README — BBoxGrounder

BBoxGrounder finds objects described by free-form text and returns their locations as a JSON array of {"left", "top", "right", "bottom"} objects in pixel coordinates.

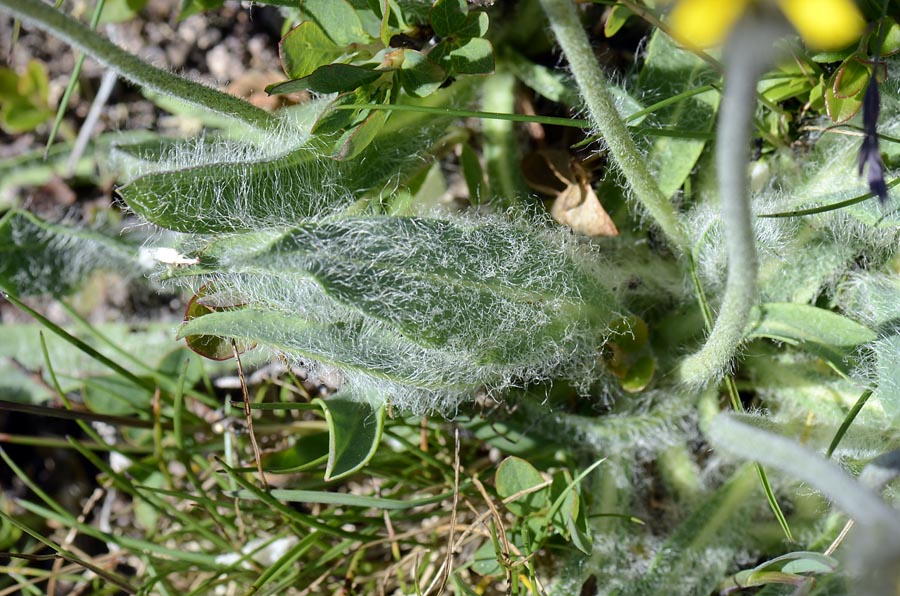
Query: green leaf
[
  {"left": 261, "top": 431, "right": 329, "bottom": 473},
  {"left": 300, "top": 0, "right": 370, "bottom": 45},
  {"left": 176, "top": 216, "right": 618, "bottom": 407},
  {"left": 377, "top": 0, "right": 392, "bottom": 46},
  {"left": 495, "top": 456, "right": 548, "bottom": 516},
  {"left": 398, "top": 49, "right": 446, "bottom": 97},
  {"left": 745, "top": 303, "right": 875, "bottom": 375},
  {"left": 621, "top": 355, "right": 655, "bottom": 393},
  {"left": 98, "top": 0, "right": 148, "bottom": 23},
  {"left": 178, "top": 0, "right": 225, "bottom": 20},
  {"left": 117, "top": 144, "right": 355, "bottom": 234},
  {"left": 267, "top": 63, "right": 383, "bottom": 95},
  {"left": 456, "top": 11, "right": 489, "bottom": 38},
  {"left": 459, "top": 142, "right": 486, "bottom": 204},
  {"left": 20, "top": 60, "right": 50, "bottom": 104},
  {"left": 183, "top": 288, "right": 256, "bottom": 360},
  {"left": 133, "top": 472, "right": 164, "bottom": 532},
  {"left": 637, "top": 29, "right": 719, "bottom": 198},
  {"left": 2, "top": 100, "right": 51, "bottom": 133},
  {"left": 746, "top": 303, "right": 875, "bottom": 347},
  {"left": 759, "top": 61, "right": 817, "bottom": 104},
  {"left": 548, "top": 470, "right": 579, "bottom": 539},
  {"left": 314, "top": 392, "right": 385, "bottom": 480},
  {"left": 501, "top": 49, "right": 580, "bottom": 107},
  {"left": 872, "top": 18, "right": 900, "bottom": 56},
  {"left": 333, "top": 108, "right": 388, "bottom": 160},
  {"left": 833, "top": 57, "right": 870, "bottom": 100},
  {"left": 430, "top": 37, "right": 494, "bottom": 76},
  {"left": 430, "top": 0, "right": 467, "bottom": 37},
  {"left": 720, "top": 550, "right": 837, "bottom": 590},
  {"left": 279, "top": 21, "right": 346, "bottom": 80},
  {"left": 766, "top": 552, "right": 837, "bottom": 574},
  {"left": 470, "top": 541, "right": 502, "bottom": 575},
  {"left": 312, "top": 88, "right": 372, "bottom": 134},
  {"left": 604, "top": 5, "right": 633, "bottom": 38},
  {"left": 824, "top": 68, "right": 863, "bottom": 123},
  {"left": 0, "top": 210, "right": 138, "bottom": 296},
  {"left": 0, "top": 60, "right": 52, "bottom": 133}
]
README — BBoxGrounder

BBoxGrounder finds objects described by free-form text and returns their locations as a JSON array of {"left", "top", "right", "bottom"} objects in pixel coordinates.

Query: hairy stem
[
  {"left": 680, "top": 20, "right": 779, "bottom": 386},
  {"left": 709, "top": 414, "right": 900, "bottom": 532},
  {"left": 0, "top": 0, "right": 278, "bottom": 132},
  {"left": 538, "top": 0, "right": 687, "bottom": 250}
]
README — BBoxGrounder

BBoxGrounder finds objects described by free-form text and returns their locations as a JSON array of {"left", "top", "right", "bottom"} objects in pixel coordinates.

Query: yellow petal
[
  {"left": 779, "top": 0, "right": 866, "bottom": 50},
  {"left": 668, "top": 0, "right": 751, "bottom": 47}
]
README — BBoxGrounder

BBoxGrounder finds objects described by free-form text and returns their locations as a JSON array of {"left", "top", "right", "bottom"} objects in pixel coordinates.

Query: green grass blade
[
  {"left": 826, "top": 388, "right": 874, "bottom": 458},
  {"left": 757, "top": 175, "right": 900, "bottom": 218},
  {"left": 44, "top": 0, "right": 106, "bottom": 154},
  {"left": 230, "top": 487, "right": 458, "bottom": 510},
  {"left": 0, "top": 509, "right": 138, "bottom": 594},
  {"left": 15, "top": 499, "right": 223, "bottom": 566}
]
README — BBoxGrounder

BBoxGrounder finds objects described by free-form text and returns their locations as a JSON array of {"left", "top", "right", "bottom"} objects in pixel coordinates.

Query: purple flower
[{"left": 858, "top": 72, "right": 888, "bottom": 203}]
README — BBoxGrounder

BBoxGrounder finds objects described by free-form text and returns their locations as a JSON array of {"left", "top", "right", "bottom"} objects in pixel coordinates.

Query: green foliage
[
  {"left": 0, "top": 59, "right": 53, "bottom": 133},
  {"left": 721, "top": 551, "right": 839, "bottom": 592},
  {"left": 314, "top": 392, "right": 385, "bottom": 480},
  {"left": 637, "top": 29, "right": 719, "bottom": 199},
  {"left": 268, "top": 0, "right": 494, "bottom": 155},
  {"left": 0, "top": 210, "right": 141, "bottom": 296},
  {"left": 175, "top": 215, "right": 619, "bottom": 411},
  {"left": 6, "top": 0, "right": 900, "bottom": 594}
]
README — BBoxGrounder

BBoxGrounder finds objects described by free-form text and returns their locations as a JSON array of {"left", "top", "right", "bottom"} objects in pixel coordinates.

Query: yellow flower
[{"left": 668, "top": 0, "right": 866, "bottom": 50}]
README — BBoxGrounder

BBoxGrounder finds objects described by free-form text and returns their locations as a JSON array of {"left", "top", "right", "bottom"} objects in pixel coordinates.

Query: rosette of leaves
[{"left": 267, "top": 0, "right": 494, "bottom": 159}]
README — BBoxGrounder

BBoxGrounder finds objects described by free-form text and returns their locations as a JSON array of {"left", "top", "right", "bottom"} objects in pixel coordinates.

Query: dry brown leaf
[
  {"left": 550, "top": 178, "right": 618, "bottom": 237},
  {"left": 522, "top": 150, "right": 619, "bottom": 237}
]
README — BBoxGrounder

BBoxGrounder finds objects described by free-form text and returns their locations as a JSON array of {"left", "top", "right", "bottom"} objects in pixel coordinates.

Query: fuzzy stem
[
  {"left": 709, "top": 414, "right": 900, "bottom": 532},
  {"left": 538, "top": 0, "right": 687, "bottom": 250},
  {"left": 680, "top": 20, "right": 779, "bottom": 386},
  {"left": 0, "top": 0, "right": 278, "bottom": 132}
]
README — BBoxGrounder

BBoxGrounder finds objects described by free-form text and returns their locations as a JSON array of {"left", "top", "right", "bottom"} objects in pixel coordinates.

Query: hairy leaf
[
  {"left": 745, "top": 302, "right": 875, "bottom": 375},
  {"left": 242, "top": 217, "right": 616, "bottom": 360},
  {"left": 0, "top": 210, "right": 139, "bottom": 296},
  {"left": 117, "top": 144, "right": 349, "bottom": 233},
  {"left": 638, "top": 29, "right": 719, "bottom": 198},
  {"left": 177, "top": 216, "right": 619, "bottom": 411}
]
